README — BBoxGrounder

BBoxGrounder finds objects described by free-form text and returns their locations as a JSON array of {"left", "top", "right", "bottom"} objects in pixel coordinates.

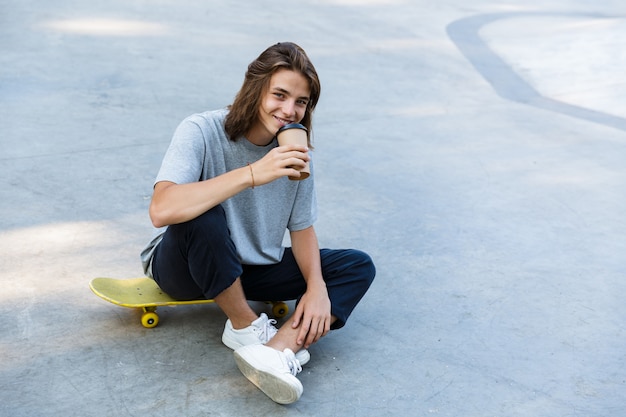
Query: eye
[{"left": 273, "top": 92, "right": 285, "bottom": 99}]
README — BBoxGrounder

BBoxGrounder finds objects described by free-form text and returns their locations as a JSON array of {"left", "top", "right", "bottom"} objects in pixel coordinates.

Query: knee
[
  {"left": 347, "top": 249, "right": 376, "bottom": 286},
  {"left": 183, "top": 205, "right": 228, "bottom": 234},
  {"left": 166, "top": 205, "right": 231, "bottom": 247},
  {"left": 195, "top": 205, "right": 227, "bottom": 225}
]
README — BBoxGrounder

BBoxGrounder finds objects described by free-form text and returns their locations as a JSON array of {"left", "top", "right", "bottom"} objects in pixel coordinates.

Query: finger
[
  {"left": 279, "top": 144, "right": 308, "bottom": 152},
  {"left": 287, "top": 160, "right": 307, "bottom": 172},
  {"left": 319, "top": 318, "right": 329, "bottom": 339},
  {"left": 297, "top": 321, "right": 311, "bottom": 346},
  {"left": 291, "top": 304, "right": 304, "bottom": 329},
  {"left": 282, "top": 157, "right": 305, "bottom": 169},
  {"left": 277, "top": 147, "right": 308, "bottom": 160},
  {"left": 281, "top": 151, "right": 308, "bottom": 166},
  {"left": 305, "top": 320, "right": 323, "bottom": 348},
  {"left": 324, "top": 320, "right": 331, "bottom": 336},
  {"left": 303, "top": 328, "right": 314, "bottom": 349}
]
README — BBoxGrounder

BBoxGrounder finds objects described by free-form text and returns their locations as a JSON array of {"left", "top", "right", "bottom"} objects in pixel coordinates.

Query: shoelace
[
  {"left": 255, "top": 315, "right": 278, "bottom": 343},
  {"left": 283, "top": 349, "right": 302, "bottom": 376}
]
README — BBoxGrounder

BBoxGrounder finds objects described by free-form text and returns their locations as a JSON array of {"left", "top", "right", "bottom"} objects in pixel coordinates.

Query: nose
[{"left": 281, "top": 99, "right": 296, "bottom": 119}]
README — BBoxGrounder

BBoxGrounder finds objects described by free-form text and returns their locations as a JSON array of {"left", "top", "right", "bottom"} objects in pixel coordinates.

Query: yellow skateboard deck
[{"left": 89, "top": 277, "right": 288, "bottom": 328}]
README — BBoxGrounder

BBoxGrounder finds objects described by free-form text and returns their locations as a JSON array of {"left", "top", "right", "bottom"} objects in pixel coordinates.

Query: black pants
[{"left": 152, "top": 206, "right": 375, "bottom": 329}]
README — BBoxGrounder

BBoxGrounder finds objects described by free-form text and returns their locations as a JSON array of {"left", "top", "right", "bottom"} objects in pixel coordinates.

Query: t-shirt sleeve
[{"left": 155, "top": 118, "right": 206, "bottom": 186}]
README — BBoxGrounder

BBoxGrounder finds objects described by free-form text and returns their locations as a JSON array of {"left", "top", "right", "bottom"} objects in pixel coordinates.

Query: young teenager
[{"left": 141, "top": 42, "right": 375, "bottom": 404}]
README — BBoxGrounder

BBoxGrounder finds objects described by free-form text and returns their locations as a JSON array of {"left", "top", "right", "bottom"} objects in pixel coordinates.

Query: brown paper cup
[{"left": 276, "top": 123, "right": 310, "bottom": 180}]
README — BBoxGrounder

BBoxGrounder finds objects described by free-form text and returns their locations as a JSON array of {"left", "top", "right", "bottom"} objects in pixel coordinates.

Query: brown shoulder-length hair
[{"left": 224, "top": 42, "right": 321, "bottom": 146}]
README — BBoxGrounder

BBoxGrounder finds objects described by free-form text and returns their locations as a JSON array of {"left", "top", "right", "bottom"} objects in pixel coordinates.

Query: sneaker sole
[{"left": 234, "top": 350, "right": 303, "bottom": 404}]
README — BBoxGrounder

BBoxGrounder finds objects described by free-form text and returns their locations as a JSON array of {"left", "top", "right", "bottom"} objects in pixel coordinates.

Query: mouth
[{"left": 273, "top": 115, "right": 294, "bottom": 126}]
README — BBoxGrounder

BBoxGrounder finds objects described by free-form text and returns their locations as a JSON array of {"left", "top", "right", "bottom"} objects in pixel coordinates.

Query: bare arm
[
  {"left": 149, "top": 167, "right": 251, "bottom": 228},
  {"left": 149, "top": 144, "right": 310, "bottom": 227},
  {"left": 289, "top": 226, "right": 332, "bottom": 348}
]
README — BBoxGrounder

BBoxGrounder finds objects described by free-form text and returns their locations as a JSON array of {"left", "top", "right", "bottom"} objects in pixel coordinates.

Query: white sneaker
[
  {"left": 222, "top": 313, "right": 310, "bottom": 365},
  {"left": 234, "top": 344, "right": 303, "bottom": 404}
]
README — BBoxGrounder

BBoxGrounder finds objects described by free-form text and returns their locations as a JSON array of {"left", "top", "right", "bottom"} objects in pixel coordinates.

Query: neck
[{"left": 245, "top": 126, "right": 274, "bottom": 146}]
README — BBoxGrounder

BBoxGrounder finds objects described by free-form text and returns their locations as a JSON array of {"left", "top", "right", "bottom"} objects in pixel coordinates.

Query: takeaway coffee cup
[{"left": 276, "top": 123, "right": 310, "bottom": 180}]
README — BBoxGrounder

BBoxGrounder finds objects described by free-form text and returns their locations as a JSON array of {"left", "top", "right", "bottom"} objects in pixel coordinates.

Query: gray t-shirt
[{"left": 141, "top": 108, "right": 317, "bottom": 277}]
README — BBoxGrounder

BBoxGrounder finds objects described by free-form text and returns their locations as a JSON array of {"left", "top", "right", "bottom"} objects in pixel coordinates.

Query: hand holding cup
[{"left": 276, "top": 123, "right": 310, "bottom": 180}]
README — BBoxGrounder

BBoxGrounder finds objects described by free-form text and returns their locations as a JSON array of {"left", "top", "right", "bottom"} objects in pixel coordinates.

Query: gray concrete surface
[{"left": 1, "top": 0, "right": 625, "bottom": 416}]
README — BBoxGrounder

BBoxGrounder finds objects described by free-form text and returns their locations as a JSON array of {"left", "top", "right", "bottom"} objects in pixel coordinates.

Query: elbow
[
  {"left": 149, "top": 203, "right": 169, "bottom": 228},
  {"left": 149, "top": 181, "right": 177, "bottom": 228},
  {"left": 151, "top": 217, "right": 167, "bottom": 229}
]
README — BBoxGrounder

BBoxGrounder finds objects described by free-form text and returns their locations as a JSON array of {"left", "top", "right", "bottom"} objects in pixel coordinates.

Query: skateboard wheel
[
  {"left": 141, "top": 311, "right": 159, "bottom": 328},
  {"left": 272, "top": 302, "right": 289, "bottom": 318}
]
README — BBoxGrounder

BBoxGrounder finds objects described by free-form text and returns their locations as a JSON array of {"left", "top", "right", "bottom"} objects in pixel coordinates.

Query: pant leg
[
  {"left": 318, "top": 248, "right": 376, "bottom": 329},
  {"left": 241, "top": 248, "right": 376, "bottom": 329},
  {"left": 152, "top": 205, "right": 243, "bottom": 300}
]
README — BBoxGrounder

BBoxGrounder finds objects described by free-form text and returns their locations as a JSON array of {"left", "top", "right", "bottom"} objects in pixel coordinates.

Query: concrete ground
[{"left": 1, "top": 0, "right": 625, "bottom": 415}]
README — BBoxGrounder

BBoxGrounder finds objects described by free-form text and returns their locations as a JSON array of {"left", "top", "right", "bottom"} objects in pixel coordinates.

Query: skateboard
[{"left": 89, "top": 277, "right": 289, "bottom": 328}]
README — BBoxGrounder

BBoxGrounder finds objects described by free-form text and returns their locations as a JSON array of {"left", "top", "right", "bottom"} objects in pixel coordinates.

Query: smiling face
[{"left": 246, "top": 68, "right": 311, "bottom": 145}]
